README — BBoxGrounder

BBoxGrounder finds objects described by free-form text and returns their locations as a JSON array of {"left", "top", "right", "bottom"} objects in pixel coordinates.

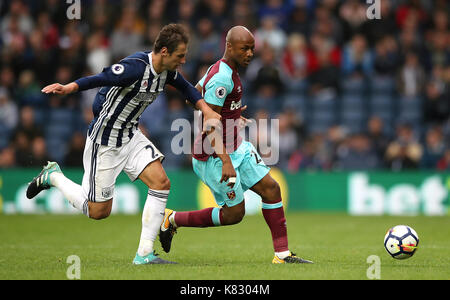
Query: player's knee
[
  {"left": 159, "top": 176, "right": 171, "bottom": 190},
  {"left": 89, "top": 210, "right": 111, "bottom": 220},
  {"left": 232, "top": 210, "right": 245, "bottom": 225},
  {"left": 152, "top": 176, "right": 170, "bottom": 191},
  {"left": 89, "top": 211, "right": 110, "bottom": 220},
  {"left": 223, "top": 207, "right": 245, "bottom": 225},
  {"left": 89, "top": 202, "right": 112, "bottom": 220},
  {"left": 264, "top": 180, "right": 281, "bottom": 201}
]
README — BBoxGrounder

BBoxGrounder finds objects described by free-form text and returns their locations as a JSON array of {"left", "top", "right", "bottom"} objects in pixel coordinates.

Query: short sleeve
[{"left": 203, "top": 74, "right": 234, "bottom": 107}]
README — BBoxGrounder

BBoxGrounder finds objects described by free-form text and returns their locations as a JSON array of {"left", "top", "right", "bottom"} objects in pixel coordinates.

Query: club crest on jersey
[
  {"left": 215, "top": 86, "right": 226, "bottom": 99},
  {"left": 112, "top": 64, "right": 125, "bottom": 75},
  {"left": 226, "top": 190, "right": 236, "bottom": 200}
]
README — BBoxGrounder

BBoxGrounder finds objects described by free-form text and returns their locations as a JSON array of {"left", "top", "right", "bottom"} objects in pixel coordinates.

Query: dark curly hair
[{"left": 153, "top": 23, "right": 189, "bottom": 54}]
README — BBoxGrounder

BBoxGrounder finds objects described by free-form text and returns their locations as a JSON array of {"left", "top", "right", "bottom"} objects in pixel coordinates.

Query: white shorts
[{"left": 81, "top": 130, "right": 164, "bottom": 203}]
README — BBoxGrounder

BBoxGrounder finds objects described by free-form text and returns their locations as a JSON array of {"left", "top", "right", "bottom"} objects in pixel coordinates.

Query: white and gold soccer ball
[{"left": 384, "top": 225, "right": 419, "bottom": 259}]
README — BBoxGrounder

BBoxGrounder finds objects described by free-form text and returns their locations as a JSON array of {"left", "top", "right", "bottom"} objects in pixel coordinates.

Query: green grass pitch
[{"left": 0, "top": 213, "right": 449, "bottom": 280}]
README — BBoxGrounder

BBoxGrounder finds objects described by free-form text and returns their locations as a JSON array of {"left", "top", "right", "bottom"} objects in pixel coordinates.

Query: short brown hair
[{"left": 153, "top": 23, "right": 189, "bottom": 54}]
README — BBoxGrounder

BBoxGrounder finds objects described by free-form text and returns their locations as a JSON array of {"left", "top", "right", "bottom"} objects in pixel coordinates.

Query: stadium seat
[
  {"left": 397, "top": 96, "right": 423, "bottom": 124},
  {"left": 369, "top": 94, "right": 395, "bottom": 121},
  {"left": 0, "top": 122, "right": 11, "bottom": 150},
  {"left": 341, "top": 76, "right": 366, "bottom": 95},
  {"left": 32, "top": 108, "right": 46, "bottom": 127},
  {"left": 307, "top": 93, "right": 338, "bottom": 134},
  {"left": 370, "top": 75, "right": 395, "bottom": 95},
  {"left": 46, "top": 123, "right": 73, "bottom": 139},
  {"left": 282, "top": 93, "right": 308, "bottom": 119},
  {"left": 340, "top": 110, "right": 367, "bottom": 134},
  {"left": 45, "top": 108, "right": 76, "bottom": 142},
  {"left": 43, "top": 108, "right": 77, "bottom": 163},
  {"left": 341, "top": 94, "right": 367, "bottom": 112},
  {"left": 46, "top": 137, "right": 68, "bottom": 163},
  {"left": 48, "top": 108, "right": 75, "bottom": 125},
  {"left": 339, "top": 94, "right": 367, "bottom": 133},
  {"left": 308, "top": 121, "right": 332, "bottom": 134}
]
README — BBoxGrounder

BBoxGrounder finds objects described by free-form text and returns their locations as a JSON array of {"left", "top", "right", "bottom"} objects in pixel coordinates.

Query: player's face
[
  {"left": 163, "top": 43, "right": 187, "bottom": 71},
  {"left": 231, "top": 40, "right": 255, "bottom": 67}
]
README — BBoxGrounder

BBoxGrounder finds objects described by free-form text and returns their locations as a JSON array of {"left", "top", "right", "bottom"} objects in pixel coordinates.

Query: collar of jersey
[{"left": 148, "top": 52, "right": 159, "bottom": 77}]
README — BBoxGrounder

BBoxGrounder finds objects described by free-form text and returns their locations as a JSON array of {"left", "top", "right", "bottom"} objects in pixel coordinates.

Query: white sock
[
  {"left": 275, "top": 250, "right": 291, "bottom": 259},
  {"left": 50, "top": 172, "right": 89, "bottom": 217},
  {"left": 137, "top": 189, "right": 169, "bottom": 256}
]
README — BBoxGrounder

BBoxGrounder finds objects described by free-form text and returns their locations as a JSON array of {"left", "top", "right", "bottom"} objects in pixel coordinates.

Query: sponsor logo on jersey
[
  {"left": 134, "top": 92, "right": 158, "bottom": 103},
  {"left": 230, "top": 100, "right": 242, "bottom": 110}
]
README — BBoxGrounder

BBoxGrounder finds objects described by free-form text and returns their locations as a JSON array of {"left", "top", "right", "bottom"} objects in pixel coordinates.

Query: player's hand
[
  {"left": 41, "top": 82, "right": 78, "bottom": 95},
  {"left": 220, "top": 160, "right": 237, "bottom": 188},
  {"left": 202, "top": 108, "right": 222, "bottom": 123},
  {"left": 239, "top": 105, "right": 252, "bottom": 129},
  {"left": 202, "top": 109, "right": 222, "bottom": 135}
]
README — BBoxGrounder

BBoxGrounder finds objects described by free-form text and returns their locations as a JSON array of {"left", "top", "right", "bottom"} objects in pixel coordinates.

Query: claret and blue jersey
[
  {"left": 193, "top": 58, "right": 244, "bottom": 161},
  {"left": 75, "top": 51, "right": 201, "bottom": 147},
  {"left": 191, "top": 58, "right": 270, "bottom": 207}
]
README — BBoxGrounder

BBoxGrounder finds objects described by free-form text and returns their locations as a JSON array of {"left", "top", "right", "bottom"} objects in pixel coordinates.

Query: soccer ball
[{"left": 384, "top": 225, "right": 419, "bottom": 259}]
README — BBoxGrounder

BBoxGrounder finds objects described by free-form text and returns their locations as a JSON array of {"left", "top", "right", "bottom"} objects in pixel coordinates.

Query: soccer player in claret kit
[
  {"left": 160, "top": 26, "right": 313, "bottom": 264},
  {"left": 26, "top": 24, "right": 221, "bottom": 265}
]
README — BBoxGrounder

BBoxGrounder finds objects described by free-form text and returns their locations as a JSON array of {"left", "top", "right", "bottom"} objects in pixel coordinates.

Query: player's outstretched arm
[
  {"left": 195, "top": 99, "right": 222, "bottom": 122},
  {"left": 43, "top": 59, "right": 145, "bottom": 96},
  {"left": 41, "top": 82, "right": 79, "bottom": 95}
]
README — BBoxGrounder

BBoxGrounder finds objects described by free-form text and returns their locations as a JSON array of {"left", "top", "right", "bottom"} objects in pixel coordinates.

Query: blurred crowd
[{"left": 0, "top": 0, "right": 449, "bottom": 172}]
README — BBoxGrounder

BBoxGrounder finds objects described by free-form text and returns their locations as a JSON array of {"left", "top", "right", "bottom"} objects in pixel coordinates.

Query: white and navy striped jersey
[{"left": 75, "top": 51, "right": 201, "bottom": 147}]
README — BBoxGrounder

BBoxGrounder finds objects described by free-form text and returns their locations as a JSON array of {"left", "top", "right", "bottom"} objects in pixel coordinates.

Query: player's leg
[
  {"left": 250, "top": 173, "right": 289, "bottom": 256},
  {"left": 123, "top": 133, "right": 175, "bottom": 264},
  {"left": 26, "top": 138, "right": 114, "bottom": 220},
  {"left": 136, "top": 159, "right": 170, "bottom": 256},
  {"left": 173, "top": 156, "right": 245, "bottom": 226},
  {"left": 169, "top": 199, "right": 245, "bottom": 228},
  {"left": 250, "top": 172, "right": 313, "bottom": 264},
  {"left": 159, "top": 157, "right": 245, "bottom": 253},
  {"left": 239, "top": 141, "right": 312, "bottom": 263},
  {"left": 159, "top": 200, "right": 245, "bottom": 254}
]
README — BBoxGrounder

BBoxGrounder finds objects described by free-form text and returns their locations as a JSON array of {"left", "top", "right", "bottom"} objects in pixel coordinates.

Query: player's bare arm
[
  {"left": 203, "top": 102, "right": 236, "bottom": 188},
  {"left": 41, "top": 82, "right": 79, "bottom": 95},
  {"left": 194, "top": 99, "right": 222, "bottom": 122}
]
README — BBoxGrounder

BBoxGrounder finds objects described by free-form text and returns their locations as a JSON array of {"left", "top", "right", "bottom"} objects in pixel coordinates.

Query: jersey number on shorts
[
  {"left": 145, "top": 144, "right": 157, "bottom": 159},
  {"left": 251, "top": 150, "right": 262, "bottom": 164}
]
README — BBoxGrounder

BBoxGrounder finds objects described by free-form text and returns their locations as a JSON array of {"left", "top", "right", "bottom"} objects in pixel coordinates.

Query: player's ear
[
  {"left": 160, "top": 47, "right": 169, "bottom": 57},
  {"left": 226, "top": 41, "right": 232, "bottom": 51}
]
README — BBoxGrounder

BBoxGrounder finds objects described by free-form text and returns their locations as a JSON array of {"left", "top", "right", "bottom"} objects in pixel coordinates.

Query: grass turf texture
[{"left": 0, "top": 213, "right": 448, "bottom": 280}]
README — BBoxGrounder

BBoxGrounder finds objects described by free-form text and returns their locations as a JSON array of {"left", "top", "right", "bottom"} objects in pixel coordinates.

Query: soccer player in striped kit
[
  {"left": 26, "top": 24, "right": 221, "bottom": 265},
  {"left": 159, "top": 26, "right": 313, "bottom": 264}
]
